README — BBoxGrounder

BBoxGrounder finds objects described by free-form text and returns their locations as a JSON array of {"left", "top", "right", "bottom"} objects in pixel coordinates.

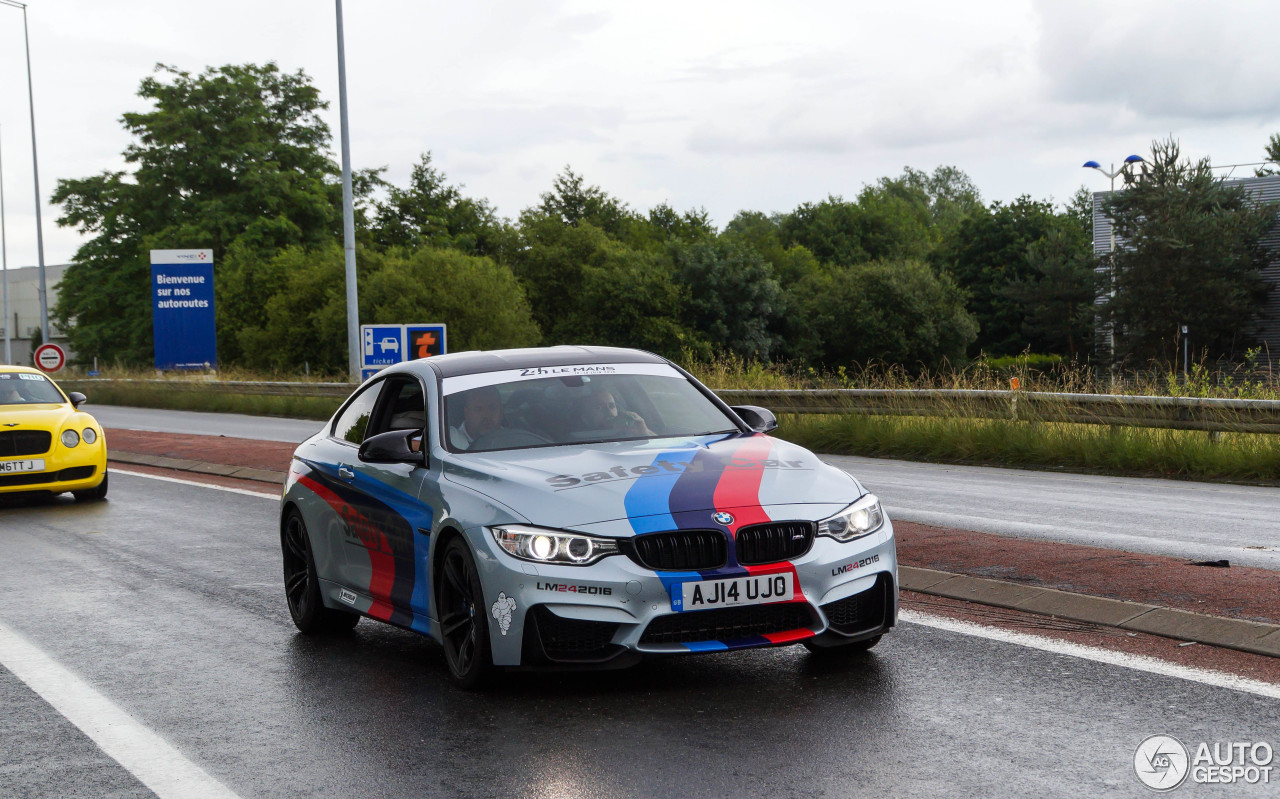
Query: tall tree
[
  {"left": 372, "top": 152, "right": 514, "bottom": 258},
  {"left": 670, "top": 239, "right": 784, "bottom": 360},
  {"left": 787, "top": 259, "right": 977, "bottom": 369},
  {"left": 934, "top": 196, "right": 1063, "bottom": 356},
  {"left": 52, "top": 63, "right": 350, "bottom": 365},
  {"left": 1103, "top": 138, "right": 1276, "bottom": 364}
]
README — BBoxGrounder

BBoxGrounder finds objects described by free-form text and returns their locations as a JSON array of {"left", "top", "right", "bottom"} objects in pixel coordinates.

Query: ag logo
[
  {"left": 712, "top": 511, "right": 734, "bottom": 526},
  {"left": 1134, "top": 735, "right": 1189, "bottom": 791}
]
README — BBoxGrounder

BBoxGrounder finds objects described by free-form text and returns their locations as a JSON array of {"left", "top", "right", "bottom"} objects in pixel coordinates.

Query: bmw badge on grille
[{"left": 712, "top": 511, "right": 734, "bottom": 526}]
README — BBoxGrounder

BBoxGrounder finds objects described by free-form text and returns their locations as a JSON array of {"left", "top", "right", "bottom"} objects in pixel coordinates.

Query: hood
[
  {"left": 442, "top": 433, "right": 860, "bottom": 533},
  {"left": 0, "top": 403, "right": 78, "bottom": 430}
]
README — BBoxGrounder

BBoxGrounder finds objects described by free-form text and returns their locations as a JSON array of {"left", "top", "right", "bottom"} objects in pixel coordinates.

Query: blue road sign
[
  {"left": 361, "top": 325, "right": 405, "bottom": 369},
  {"left": 151, "top": 249, "right": 216, "bottom": 370},
  {"left": 405, "top": 323, "right": 447, "bottom": 359}
]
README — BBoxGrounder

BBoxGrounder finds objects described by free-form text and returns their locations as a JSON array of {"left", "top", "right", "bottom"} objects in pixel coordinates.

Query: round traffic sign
[{"left": 34, "top": 343, "right": 66, "bottom": 373}]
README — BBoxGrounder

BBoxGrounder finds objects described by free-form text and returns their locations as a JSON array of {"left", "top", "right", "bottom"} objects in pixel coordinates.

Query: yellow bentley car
[{"left": 0, "top": 366, "right": 108, "bottom": 500}]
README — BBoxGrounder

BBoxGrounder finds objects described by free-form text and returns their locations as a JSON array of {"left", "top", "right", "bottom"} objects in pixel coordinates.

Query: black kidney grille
[
  {"left": 640, "top": 603, "right": 814, "bottom": 645},
  {"left": 629, "top": 530, "right": 726, "bottom": 571},
  {"left": 0, "top": 430, "right": 52, "bottom": 457},
  {"left": 735, "top": 521, "right": 815, "bottom": 565}
]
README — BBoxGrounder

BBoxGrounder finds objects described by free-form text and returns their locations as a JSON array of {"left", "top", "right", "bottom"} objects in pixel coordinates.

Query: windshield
[
  {"left": 0, "top": 372, "right": 66, "bottom": 405},
  {"left": 441, "top": 363, "right": 740, "bottom": 452}
]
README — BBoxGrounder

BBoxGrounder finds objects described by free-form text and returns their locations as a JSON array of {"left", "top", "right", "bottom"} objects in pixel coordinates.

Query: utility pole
[
  {"left": 1, "top": 123, "right": 10, "bottom": 364},
  {"left": 336, "top": 0, "right": 360, "bottom": 381}
]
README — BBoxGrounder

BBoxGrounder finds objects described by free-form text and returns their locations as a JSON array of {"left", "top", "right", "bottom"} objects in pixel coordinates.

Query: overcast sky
[{"left": 2, "top": 0, "right": 1279, "bottom": 267}]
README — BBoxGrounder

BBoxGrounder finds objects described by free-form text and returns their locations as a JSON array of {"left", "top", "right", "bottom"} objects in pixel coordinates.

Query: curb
[
  {"left": 109, "top": 451, "right": 287, "bottom": 485},
  {"left": 901, "top": 566, "right": 1280, "bottom": 659}
]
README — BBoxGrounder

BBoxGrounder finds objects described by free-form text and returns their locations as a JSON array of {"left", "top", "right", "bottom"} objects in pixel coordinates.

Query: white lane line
[
  {"left": 113, "top": 468, "right": 279, "bottom": 500},
  {"left": 0, "top": 620, "right": 243, "bottom": 799},
  {"left": 902, "top": 609, "right": 1280, "bottom": 701}
]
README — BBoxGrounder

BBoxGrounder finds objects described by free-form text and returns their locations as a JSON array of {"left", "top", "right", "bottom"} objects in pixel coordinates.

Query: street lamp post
[
  {"left": 1083, "top": 154, "right": 1144, "bottom": 384},
  {"left": 335, "top": 0, "right": 360, "bottom": 382},
  {"left": 1, "top": 123, "right": 10, "bottom": 364},
  {"left": 1, "top": 0, "right": 49, "bottom": 345}
]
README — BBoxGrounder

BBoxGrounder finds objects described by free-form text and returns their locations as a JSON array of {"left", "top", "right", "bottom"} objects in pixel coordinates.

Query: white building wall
[{"left": 1, "top": 264, "right": 71, "bottom": 366}]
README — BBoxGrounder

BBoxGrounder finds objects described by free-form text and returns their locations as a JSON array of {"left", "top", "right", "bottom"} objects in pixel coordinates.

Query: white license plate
[
  {"left": 0, "top": 458, "right": 45, "bottom": 474},
  {"left": 678, "top": 572, "right": 794, "bottom": 612}
]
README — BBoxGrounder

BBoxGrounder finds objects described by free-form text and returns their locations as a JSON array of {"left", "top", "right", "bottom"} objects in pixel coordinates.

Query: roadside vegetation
[{"left": 60, "top": 356, "right": 1280, "bottom": 483}]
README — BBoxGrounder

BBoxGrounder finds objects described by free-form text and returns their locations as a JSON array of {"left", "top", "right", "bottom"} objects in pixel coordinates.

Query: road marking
[
  {"left": 0, "top": 620, "right": 243, "bottom": 799},
  {"left": 902, "top": 609, "right": 1280, "bottom": 700},
  {"left": 113, "top": 468, "right": 278, "bottom": 500}
]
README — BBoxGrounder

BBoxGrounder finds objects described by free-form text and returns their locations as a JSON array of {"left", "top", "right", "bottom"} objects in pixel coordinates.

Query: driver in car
[
  {"left": 581, "top": 389, "right": 654, "bottom": 437},
  {"left": 448, "top": 386, "right": 505, "bottom": 450}
]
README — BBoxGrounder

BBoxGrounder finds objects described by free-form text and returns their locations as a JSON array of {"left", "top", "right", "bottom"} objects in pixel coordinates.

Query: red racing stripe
[
  {"left": 712, "top": 435, "right": 774, "bottom": 534},
  {"left": 297, "top": 473, "right": 396, "bottom": 621},
  {"left": 762, "top": 628, "right": 815, "bottom": 644}
]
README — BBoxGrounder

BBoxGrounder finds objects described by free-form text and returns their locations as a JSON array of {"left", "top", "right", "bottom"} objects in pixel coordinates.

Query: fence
[{"left": 59, "top": 379, "right": 1280, "bottom": 435}]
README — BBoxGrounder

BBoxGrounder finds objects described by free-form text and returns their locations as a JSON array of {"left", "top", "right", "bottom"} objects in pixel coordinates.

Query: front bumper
[
  {"left": 467, "top": 520, "right": 898, "bottom": 667},
  {"left": 0, "top": 451, "right": 107, "bottom": 495}
]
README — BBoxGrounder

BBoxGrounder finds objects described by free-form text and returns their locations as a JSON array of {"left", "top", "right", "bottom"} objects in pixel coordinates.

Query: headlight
[
  {"left": 82, "top": 428, "right": 98, "bottom": 445},
  {"left": 61, "top": 429, "right": 80, "bottom": 448},
  {"left": 491, "top": 525, "right": 620, "bottom": 566},
  {"left": 817, "top": 494, "right": 884, "bottom": 542}
]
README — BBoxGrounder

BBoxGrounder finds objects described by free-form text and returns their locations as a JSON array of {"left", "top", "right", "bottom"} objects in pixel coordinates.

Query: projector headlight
[
  {"left": 817, "top": 494, "right": 885, "bottom": 542},
  {"left": 82, "top": 427, "right": 98, "bottom": 445},
  {"left": 491, "top": 525, "right": 620, "bottom": 566},
  {"left": 61, "top": 429, "right": 80, "bottom": 448}
]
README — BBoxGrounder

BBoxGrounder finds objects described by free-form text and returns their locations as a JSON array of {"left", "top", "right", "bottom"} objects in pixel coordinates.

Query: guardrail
[
  {"left": 58, "top": 379, "right": 1280, "bottom": 435},
  {"left": 715, "top": 388, "right": 1280, "bottom": 434}
]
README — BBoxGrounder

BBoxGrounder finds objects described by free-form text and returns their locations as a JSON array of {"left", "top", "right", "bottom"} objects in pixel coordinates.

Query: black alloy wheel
[
  {"left": 282, "top": 510, "right": 359, "bottom": 633},
  {"left": 437, "top": 536, "right": 492, "bottom": 688}
]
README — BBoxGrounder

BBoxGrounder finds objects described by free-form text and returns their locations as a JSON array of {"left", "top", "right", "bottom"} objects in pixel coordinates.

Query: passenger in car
[{"left": 581, "top": 388, "right": 654, "bottom": 436}]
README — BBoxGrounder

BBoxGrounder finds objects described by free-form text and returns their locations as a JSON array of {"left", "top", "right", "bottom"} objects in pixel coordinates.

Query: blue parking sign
[{"left": 361, "top": 325, "right": 405, "bottom": 369}]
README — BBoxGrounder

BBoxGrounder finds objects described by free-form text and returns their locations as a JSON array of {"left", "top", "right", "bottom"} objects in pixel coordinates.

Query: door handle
[{"left": 338, "top": 464, "right": 355, "bottom": 481}]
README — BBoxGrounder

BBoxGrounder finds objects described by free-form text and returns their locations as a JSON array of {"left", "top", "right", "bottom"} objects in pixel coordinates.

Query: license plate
[
  {"left": 0, "top": 458, "right": 45, "bottom": 474},
  {"left": 678, "top": 572, "right": 794, "bottom": 612}
]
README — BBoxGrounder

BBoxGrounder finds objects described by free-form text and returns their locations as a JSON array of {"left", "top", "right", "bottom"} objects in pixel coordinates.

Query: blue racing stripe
[
  {"left": 682, "top": 640, "right": 728, "bottom": 653},
  {"left": 623, "top": 448, "right": 698, "bottom": 533}
]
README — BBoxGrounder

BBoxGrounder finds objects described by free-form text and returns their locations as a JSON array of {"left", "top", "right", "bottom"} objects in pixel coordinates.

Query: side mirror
[
  {"left": 68, "top": 392, "right": 88, "bottom": 409},
  {"left": 358, "top": 429, "right": 426, "bottom": 466},
  {"left": 731, "top": 405, "right": 778, "bottom": 434}
]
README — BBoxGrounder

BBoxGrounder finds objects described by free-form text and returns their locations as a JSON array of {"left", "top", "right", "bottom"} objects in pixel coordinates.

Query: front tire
[
  {"left": 436, "top": 536, "right": 493, "bottom": 688},
  {"left": 73, "top": 471, "right": 109, "bottom": 502},
  {"left": 282, "top": 509, "right": 359, "bottom": 634}
]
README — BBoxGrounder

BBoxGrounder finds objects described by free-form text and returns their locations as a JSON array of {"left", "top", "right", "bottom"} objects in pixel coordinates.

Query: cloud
[{"left": 1034, "top": 0, "right": 1280, "bottom": 120}]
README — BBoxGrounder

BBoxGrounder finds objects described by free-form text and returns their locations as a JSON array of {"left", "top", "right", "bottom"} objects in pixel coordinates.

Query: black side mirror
[
  {"left": 359, "top": 429, "right": 426, "bottom": 466},
  {"left": 731, "top": 405, "right": 778, "bottom": 433},
  {"left": 68, "top": 392, "right": 88, "bottom": 409}
]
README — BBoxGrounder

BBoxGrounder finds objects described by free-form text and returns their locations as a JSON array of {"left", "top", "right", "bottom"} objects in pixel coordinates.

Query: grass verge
[
  {"left": 779, "top": 413, "right": 1280, "bottom": 484},
  {"left": 63, "top": 382, "right": 341, "bottom": 421}
]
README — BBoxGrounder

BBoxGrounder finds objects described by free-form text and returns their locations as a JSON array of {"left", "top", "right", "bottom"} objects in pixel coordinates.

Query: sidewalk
[{"left": 105, "top": 428, "right": 1280, "bottom": 658}]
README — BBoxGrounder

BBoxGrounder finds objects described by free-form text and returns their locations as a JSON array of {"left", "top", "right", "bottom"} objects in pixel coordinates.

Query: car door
[{"left": 347, "top": 374, "right": 435, "bottom": 630}]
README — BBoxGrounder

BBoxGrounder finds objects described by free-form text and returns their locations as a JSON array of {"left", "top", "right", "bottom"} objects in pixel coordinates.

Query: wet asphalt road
[{"left": 2, "top": 473, "right": 1277, "bottom": 798}]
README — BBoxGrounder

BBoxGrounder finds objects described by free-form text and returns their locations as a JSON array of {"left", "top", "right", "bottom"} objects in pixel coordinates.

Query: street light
[
  {"left": 1083, "top": 154, "right": 1144, "bottom": 384},
  {"left": 0, "top": 0, "right": 50, "bottom": 345},
  {"left": 1, "top": 124, "right": 10, "bottom": 364},
  {"left": 335, "top": 0, "right": 360, "bottom": 381}
]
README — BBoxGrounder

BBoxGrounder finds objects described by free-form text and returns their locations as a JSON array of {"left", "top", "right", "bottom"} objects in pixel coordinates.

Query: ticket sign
[
  {"left": 151, "top": 249, "right": 216, "bottom": 370},
  {"left": 360, "top": 323, "right": 448, "bottom": 377}
]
